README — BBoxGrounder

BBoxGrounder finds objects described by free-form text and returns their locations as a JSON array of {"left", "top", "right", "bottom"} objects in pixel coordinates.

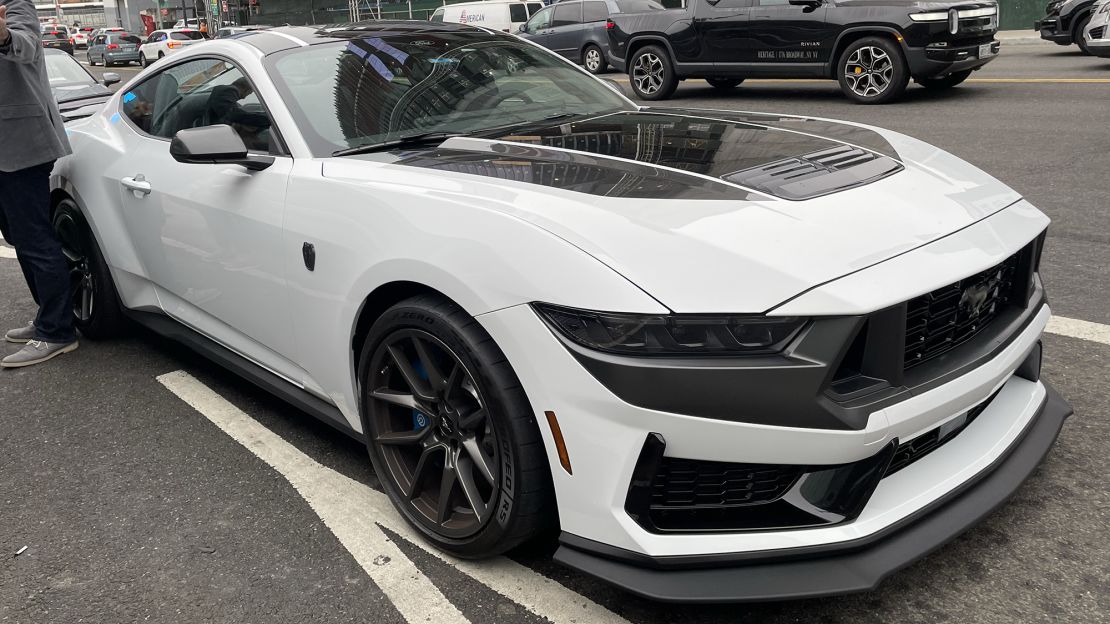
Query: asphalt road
[{"left": 1, "top": 43, "right": 1106, "bottom": 624}]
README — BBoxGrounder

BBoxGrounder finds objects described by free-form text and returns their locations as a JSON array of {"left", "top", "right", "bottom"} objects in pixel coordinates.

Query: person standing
[{"left": 0, "top": 0, "right": 79, "bottom": 368}]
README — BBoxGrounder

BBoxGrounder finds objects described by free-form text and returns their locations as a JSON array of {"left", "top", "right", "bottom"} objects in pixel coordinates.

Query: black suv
[
  {"left": 606, "top": 0, "right": 1000, "bottom": 104},
  {"left": 1035, "top": 0, "right": 1098, "bottom": 54}
]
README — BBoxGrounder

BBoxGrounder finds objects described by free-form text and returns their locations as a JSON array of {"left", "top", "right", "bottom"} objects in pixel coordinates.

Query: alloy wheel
[
  {"left": 366, "top": 329, "right": 500, "bottom": 539},
  {"left": 52, "top": 209, "right": 96, "bottom": 323},
  {"left": 585, "top": 48, "right": 601, "bottom": 72},
  {"left": 632, "top": 52, "right": 665, "bottom": 95},
  {"left": 844, "top": 46, "right": 894, "bottom": 98}
]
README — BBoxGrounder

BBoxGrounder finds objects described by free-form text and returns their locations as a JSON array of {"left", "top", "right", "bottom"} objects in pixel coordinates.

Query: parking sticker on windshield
[{"left": 362, "top": 37, "right": 409, "bottom": 64}]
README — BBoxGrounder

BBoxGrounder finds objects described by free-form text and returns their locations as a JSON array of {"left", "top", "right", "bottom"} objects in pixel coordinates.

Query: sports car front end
[{"left": 451, "top": 113, "right": 1073, "bottom": 602}]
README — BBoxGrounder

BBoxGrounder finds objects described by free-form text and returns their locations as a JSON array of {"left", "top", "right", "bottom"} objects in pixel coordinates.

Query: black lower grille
[
  {"left": 1091, "top": 26, "right": 1106, "bottom": 40},
  {"left": 884, "top": 391, "right": 999, "bottom": 476},
  {"left": 903, "top": 252, "right": 1021, "bottom": 370},
  {"left": 651, "top": 458, "right": 802, "bottom": 509}
]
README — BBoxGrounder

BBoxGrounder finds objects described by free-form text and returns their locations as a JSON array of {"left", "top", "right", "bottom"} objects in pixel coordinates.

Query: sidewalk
[{"left": 997, "top": 29, "right": 1050, "bottom": 45}]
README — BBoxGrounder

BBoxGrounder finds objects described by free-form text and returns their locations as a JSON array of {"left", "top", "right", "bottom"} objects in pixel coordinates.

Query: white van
[{"left": 430, "top": 0, "right": 545, "bottom": 33}]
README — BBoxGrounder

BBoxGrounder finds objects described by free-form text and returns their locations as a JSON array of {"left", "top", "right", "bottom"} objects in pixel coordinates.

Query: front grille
[
  {"left": 650, "top": 458, "right": 801, "bottom": 509},
  {"left": 1091, "top": 26, "right": 1106, "bottom": 40},
  {"left": 903, "top": 252, "right": 1021, "bottom": 370},
  {"left": 884, "top": 391, "right": 998, "bottom": 476}
]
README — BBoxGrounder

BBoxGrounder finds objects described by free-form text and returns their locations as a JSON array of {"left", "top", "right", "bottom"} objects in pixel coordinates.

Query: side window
[
  {"left": 121, "top": 58, "right": 275, "bottom": 153},
  {"left": 712, "top": 0, "right": 751, "bottom": 7},
  {"left": 756, "top": 0, "right": 790, "bottom": 5},
  {"left": 510, "top": 3, "right": 528, "bottom": 22},
  {"left": 552, "top": 2, "right": 582, "bottom": 26},
  {"left": 527, "top": 7, "right": 553, "bottom": 30},
  {"left": 94, "top": 35, "right": 106, "bottom": 45},
  {"left": 527, "top": 2, "right": 543, "bottom": 15},
  {"left": 430, "top": 8, "right": 445, "bottom": 22},
  {"left": 582, "top": 1, "right": 609, "bottom": 21}
]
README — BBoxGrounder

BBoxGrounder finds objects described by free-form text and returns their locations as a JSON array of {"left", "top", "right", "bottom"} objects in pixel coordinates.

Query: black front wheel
[
  {"left": 52, "top": 199, "right": 127, "bottom": 339},
  {"left": 1074, "top": 15, "right": 1092, "bottom": 54},
  {"left": 628, "top": 45, "right": 679, "bottom": 100},
  {"left": 917, "top": 69, "right": 973, "bottom": 90},
  {"left": 836, "top": 37, "right": 909, "bottom": 104},
  {"left": 358, "top": 295, "right": 555, "bottom": 558},
  {"left": 706, "top": 77, "right": 745, "bottom": 90}
]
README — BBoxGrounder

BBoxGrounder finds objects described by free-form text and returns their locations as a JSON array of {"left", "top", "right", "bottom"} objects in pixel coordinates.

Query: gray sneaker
[
  {"left": 1, "top": 339, "right": 79, "bottom": 368},
  {"left": 4, "top": 322, "right": 35, "bottom": 344}
]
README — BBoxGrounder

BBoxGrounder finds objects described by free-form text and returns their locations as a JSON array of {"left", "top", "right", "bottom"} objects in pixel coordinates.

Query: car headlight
[
  {"left": 910, "top": 11, "right": 949, "bottom": 21},
  {"left": 533, "top": 303, "right": 808, "bottom": 356},
  {"left": 1101, "top": 1, "right": 1110, "bottom": 14}
]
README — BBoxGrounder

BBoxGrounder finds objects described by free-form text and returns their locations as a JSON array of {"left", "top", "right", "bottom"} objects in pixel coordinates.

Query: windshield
[
  {"left": 267, "top": 31, "right": 633, "bottom": 155},
  {"left": 44, "top": 31, "right": 68, "bottom": 39},
  {"left": 171, "top": 31, "right": 204, "bottom": 40},
  {"left": 45, "top": 52, "right": 96, "bottom": 86}
]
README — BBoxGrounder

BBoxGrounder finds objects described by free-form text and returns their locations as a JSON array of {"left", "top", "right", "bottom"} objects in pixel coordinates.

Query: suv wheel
[
  {"left": 139, "top": 52, "right": 147, "bottom": 67},
  {"left": 836, "top": 37, "right": 909, "bottom": 104},
  {"left": 583, "top": 44, "right": 607, "bottom": 74},
  {"left": 358, "top": 295, "right": 555, "bottom": 558},
  {"left": 1074, "top": 14, "right": 1092, "bottom": 54},
  {"left": 917, "top": 69, "right": 973, "bottom": 90},
  {"left": 706, "top": 77, "right": 744, "bottom": 90},
  {"left": 629, "top": 45, "right": 678, "bottom": 100}
]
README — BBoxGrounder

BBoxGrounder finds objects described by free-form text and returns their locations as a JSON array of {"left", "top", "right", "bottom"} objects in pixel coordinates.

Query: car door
[
  {"left": 89, "top": 34, "right": 106, "bottom": 61},
  {"left": 692, "top": 0, "right": 753, "bottom": 64},
  {"left": 114, "top": 57, "right": 302, "bottom": 380},
  {"left": 744, "top": 0, "right": 830, "bottom": 67},
  {"left": 521, "top": 6, "right": 555, "bottom": 41},
  {"left": 548, "top": 2, "right": 586, "bottom": 57}
]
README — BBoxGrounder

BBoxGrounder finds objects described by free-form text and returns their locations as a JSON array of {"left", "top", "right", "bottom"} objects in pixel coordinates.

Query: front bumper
[
  {"left": 1035, "top": 17, "right": 1073, "bottom": 43},
  {"left": 554, "top": 380, "right": 1071, "bottom": 602},
  {"left": 905, "top": 40, "right": 1000, "bottom": 78}
]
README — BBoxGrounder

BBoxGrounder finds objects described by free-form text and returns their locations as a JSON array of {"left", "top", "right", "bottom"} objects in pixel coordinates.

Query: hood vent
[{"left": 722, "top": 145, "right": 903, "bottom": 201}]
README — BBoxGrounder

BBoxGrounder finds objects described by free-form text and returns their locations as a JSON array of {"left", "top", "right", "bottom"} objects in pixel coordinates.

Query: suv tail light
[
  {"left": 106, "top": 43, "right": 120, "bottom": 50},
  {"left": 605, "top": 18, "right": 615, "bottom": 30}
]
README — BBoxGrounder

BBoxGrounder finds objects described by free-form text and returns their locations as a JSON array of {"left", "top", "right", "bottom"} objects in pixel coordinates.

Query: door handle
[{"left": 121, "top": 174, "right": 151, "bottom": 197}]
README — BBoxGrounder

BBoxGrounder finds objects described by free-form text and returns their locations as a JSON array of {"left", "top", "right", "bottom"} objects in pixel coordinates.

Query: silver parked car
[
  {"left": 517, "top": 0, "right": 664, "bottom": 74},
  {"left": 87, "top": 32, "right": 143, "bottom": 67},
  {"left": 1084, "top": 0, "right": 1110, "bottom": 56}
]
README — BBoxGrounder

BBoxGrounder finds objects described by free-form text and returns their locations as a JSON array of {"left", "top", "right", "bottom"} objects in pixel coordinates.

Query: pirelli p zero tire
[
  {"left": 583, "top": 44, "right": 608, "bottom": 74},
  {"left": 706, "top": 77, "right": 745, "bottom": 90},
  {"left": 357, "top": 294, "right": 556, "bottom": 558},
  {"left": 51, "top": 199, "right": 127, "bottom": 339},
  {"left": 917, "top": 69, "right": 973, "bottom": 90},
  {"left": 629, "top": 44, "right": 679, "bottom": 100},
  {"left": 836, "top": 37, "right": 909, "bottom": 104},
  {"left": 1074, "top": 15, "right": 1092, "bottom": 54}
]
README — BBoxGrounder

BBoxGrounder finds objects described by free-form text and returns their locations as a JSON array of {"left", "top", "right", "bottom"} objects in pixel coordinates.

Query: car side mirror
[
  {"left": 170, "top": 125, "right": 274, "bottom": 171},
  {"left": 102, "top": 72, "right": 121, "bottom": 87},
  {"left": 518, "top": 24, "right": 528, "bottom": 33}
]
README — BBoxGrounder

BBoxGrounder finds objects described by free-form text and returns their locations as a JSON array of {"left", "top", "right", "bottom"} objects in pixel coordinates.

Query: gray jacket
[{"left": 0, "top": 0, "right": 71, "bottom": 172}]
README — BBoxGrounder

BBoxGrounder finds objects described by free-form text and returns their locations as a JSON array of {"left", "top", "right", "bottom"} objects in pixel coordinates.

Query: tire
[
  {"left": 357, "top": 294, "right": 555, "bottom": 558},
  {"left": 628, "top": 44, "right": 679, "bottom": 101},
  {"left": 51, "top": 199, "right": 127, "bottom": 340},
  {"left": 706, "top": 77, "right": 744, "bottom": 90},
  {"left": 916, "top": 69, "right": 973, "bottom": 90},
  {"left": 836, "top": 36, "right": 909, "bottom": 104},
  {"left": 139, "top": 53, "right": 147, "bottom": 68},
  {"left": 87, "top": 53, "right": 96, "bottom": 66},
  {"left": 158, "top": 52, "right": 165, "bottom": 60},
  {"left": 582, "top": 44, "right": 607, "bottom": 75},
  {"left": 1074, "top": 14, "right": 1092, "bottom": 55}
]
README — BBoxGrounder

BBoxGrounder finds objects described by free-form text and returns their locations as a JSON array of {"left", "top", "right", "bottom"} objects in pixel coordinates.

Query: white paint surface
[
  {"left": 1047, "top": 315, "right": 1110, "bottom": 347},
  {"left": 156, "top": 370, "right": 629, "bottom": 624}
]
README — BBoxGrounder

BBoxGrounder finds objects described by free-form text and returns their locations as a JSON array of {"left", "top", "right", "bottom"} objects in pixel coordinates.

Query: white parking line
[
  {"left": 1046, "top": 316, "right": 1110, "bottom": 347},
  {"left": 156, "top": 370, "right": 630, "bottom": 624}
]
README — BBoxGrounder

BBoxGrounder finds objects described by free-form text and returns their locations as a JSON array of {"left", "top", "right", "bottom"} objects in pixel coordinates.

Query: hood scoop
[{"left": 722, "top": 144, "right": 903, "bottom": 201}]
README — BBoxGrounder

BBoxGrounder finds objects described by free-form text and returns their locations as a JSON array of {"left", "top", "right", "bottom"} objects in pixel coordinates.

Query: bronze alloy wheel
[{"left": 366, "top": 329, "right": 501, "bottom": 538}]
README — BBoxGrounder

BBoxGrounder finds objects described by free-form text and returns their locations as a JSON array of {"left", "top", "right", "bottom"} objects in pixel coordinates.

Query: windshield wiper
[{"left": 332, "top": 132, "right": 463, "bottom": 157}]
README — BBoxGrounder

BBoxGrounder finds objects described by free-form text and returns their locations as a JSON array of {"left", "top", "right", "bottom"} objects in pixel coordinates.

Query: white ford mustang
[{"left": 53, "top": 22, "right": 1072, "bottom": 602}]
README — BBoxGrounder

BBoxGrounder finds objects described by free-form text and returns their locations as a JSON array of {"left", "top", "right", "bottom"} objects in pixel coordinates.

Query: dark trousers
[{"left": 0, "top": 162, "right": 76, "bottom": 343}]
